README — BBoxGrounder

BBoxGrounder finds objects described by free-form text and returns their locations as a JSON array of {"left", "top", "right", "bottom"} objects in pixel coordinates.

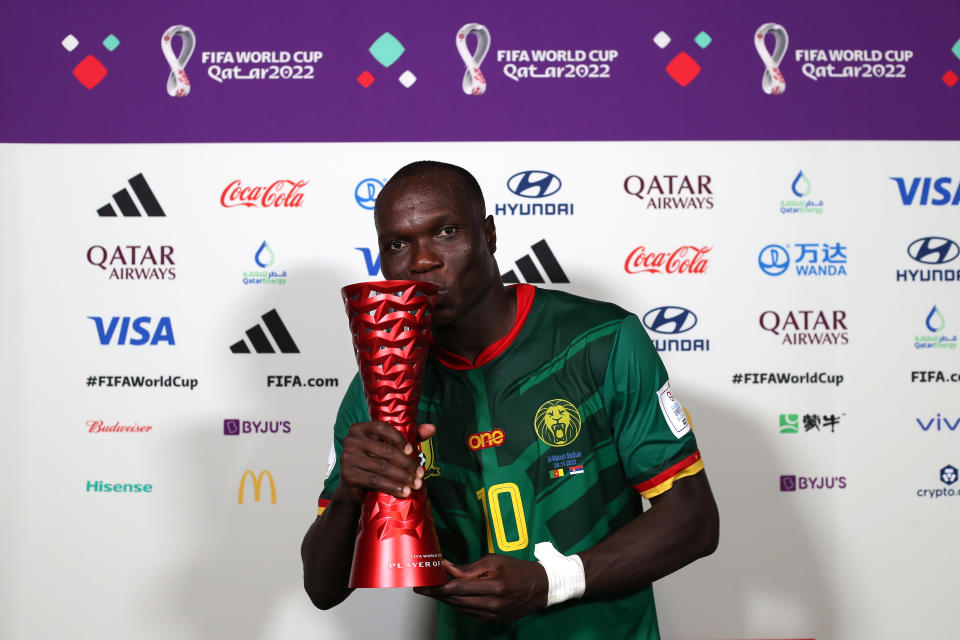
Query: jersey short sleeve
[
  {"left": 316, "top": 373, "right": 369, "bottom": 515},
  {"left": 601, "top": 314, "right": 704, "bottom": 500}
]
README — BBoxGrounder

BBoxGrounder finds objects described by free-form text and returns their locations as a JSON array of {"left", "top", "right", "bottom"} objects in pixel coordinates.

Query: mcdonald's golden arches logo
[{"left": 238, "top": 469, "right": 276, "bottom": 504}]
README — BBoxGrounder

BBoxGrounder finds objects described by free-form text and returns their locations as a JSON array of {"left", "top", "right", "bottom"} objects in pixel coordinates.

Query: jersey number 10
[{"left": 475, "top": 483, "right": 529, "bottom": 552}]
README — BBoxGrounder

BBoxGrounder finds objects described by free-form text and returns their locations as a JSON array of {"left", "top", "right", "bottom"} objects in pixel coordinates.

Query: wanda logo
[
  {"left": 220, "top": 179, "right": 308, "bottom": 208},
  {"left": 625, "top": 245, "right": 712, "bottom": 274}
]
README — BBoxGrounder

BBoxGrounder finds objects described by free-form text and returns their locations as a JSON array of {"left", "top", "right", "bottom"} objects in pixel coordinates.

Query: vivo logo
[
  {"left": 507, "top": 171, "right": 562, "bottom": 198},
  {"left": 916, "top": 414, "right": 960, "bottom": 431},
  {"left": 642, "top": 306, "right": 698, "bottom": 334},
  {"left": 907, "top": 237, "right": 960, "bottom": 265}
]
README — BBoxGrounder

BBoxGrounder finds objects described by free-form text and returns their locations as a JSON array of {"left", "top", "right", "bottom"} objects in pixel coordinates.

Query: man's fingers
[
  {"left": 417, "top": 423, "right": 437, "bottom": 442},
  {"left": 369, "top": 421, "right": 414, "bottom": 455},
  {"left": 416, "top": 577, "right": 505, "bottom": 597}
]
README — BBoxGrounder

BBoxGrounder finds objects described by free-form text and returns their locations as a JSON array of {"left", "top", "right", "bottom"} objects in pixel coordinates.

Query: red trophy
[{"left": 341, "top": 280, "right": 446, "bottom": 588}]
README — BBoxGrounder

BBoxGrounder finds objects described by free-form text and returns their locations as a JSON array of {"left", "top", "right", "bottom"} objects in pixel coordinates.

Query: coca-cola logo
[
  {"left": 624, "top": 246, "right": 712, "bottom": 274},
  {"left": 220, "top": 179, "right": 308, "bottom": 208}
]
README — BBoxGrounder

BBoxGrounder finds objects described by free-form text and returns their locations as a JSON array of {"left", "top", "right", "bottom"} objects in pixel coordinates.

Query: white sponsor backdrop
[{"left": 1, "top": 141, "right": 958, "bottom": 640}]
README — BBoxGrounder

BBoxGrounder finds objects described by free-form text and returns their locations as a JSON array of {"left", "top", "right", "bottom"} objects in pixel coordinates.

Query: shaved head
[{"left": 374, "top": 161, "right": 486, "bottom": 225}]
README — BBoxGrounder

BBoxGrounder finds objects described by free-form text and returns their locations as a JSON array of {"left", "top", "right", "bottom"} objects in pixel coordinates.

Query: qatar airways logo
[
  {"left": 625, "top": 245, "right": 711, "bottom": 274},
  {"left": 220, "top": 179, "right": 308, "bottom": 208}
]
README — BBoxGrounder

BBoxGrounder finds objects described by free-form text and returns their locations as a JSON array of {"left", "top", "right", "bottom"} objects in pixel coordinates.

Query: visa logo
[
  {"left": 355, "top": 247, "right": 381, "bottom": 276},
  {"left": 88, "top": 316, "right": 175, "bottom": 345},
  {"left": 891, "top": 177, "right": 960, "bottom": 206}
]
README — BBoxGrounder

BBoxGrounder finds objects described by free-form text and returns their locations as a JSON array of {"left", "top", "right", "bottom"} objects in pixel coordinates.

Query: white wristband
[{"left": 534, "top": 541, "right": 585, "bottom": 606}]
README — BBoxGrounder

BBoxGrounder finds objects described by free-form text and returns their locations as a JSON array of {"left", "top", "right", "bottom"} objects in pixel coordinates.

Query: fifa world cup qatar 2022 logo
[
  {"left": 341, "top": 280, "right": 446, "bottom": 588},
  {"left": 162, "top": 25, "right": 195, "bottom": 97},
  {"left": 755, "top": 23, "right": 788, "bottom": 95},
  {"left": 457, "top": 23, "right": 490, "bottom": 95}
]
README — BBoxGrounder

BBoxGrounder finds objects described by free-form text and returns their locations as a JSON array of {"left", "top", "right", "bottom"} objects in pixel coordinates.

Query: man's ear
[{"left": 484, "top": 215, "right": 497, "bottom": 254}]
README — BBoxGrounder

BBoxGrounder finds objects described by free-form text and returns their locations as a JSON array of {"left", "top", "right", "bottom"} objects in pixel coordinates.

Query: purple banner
[{"left": 3, "top": 0, "right": 959, "bottom": 142}]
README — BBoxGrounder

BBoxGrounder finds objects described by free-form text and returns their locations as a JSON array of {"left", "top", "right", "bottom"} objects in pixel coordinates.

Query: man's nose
[{"left": 409, "top": 240, "right": 442, "bottom": 273}]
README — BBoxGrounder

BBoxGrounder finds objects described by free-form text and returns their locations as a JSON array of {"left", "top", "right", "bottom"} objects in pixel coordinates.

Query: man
[{"left": 301, "top": 161, "right": 719, "bottom": 639}]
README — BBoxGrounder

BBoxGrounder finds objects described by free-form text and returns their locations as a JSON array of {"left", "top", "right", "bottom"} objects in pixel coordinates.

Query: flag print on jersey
[{"left": 318, "top": 284, "right": 704, "bottom": 640}]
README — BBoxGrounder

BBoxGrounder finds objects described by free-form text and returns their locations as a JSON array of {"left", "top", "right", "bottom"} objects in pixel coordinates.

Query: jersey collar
[{"left": 434, "top": 284, "right": 536, "bottom": 370}]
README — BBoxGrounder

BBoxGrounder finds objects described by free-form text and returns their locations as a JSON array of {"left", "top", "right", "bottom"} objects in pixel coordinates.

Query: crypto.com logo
[
  {"left": 506, "top": 171, "right": 562, "bottom": 198},
  {"left": 238, "top": 469, "right": 276, "bottom": 503}
]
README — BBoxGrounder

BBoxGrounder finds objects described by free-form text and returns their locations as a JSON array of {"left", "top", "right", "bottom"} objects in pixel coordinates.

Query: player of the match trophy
[{"left": 341, "top": 280, "right": 447, "bottom": 588}]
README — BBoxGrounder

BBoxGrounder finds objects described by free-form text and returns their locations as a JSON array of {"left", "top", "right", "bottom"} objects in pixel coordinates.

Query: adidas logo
[
  {"left": 501, "top": 239, "right": 569, "bottom": 284},
  {"left": 97, "top": 173, "right": 166, "bottom": 217},
  {"left": 230, "top": 309, "right": 300, "bottom": 354}
]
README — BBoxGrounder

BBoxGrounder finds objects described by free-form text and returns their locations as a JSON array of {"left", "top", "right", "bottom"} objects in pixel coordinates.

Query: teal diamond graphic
[
  {"left": 369, "top": 32, "right": 404, "bottom": 67},
  {"left": 694, "top": 31, "right": 712, "bottom": 49},
  {"left": 102, "top": 34, "right": 120, "bottom": 51},
  {"left": 952, "top": 37, "right": 960, "bottom": 61}
]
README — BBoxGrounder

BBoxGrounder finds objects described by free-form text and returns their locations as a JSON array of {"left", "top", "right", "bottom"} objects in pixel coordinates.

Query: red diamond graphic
[
  {"left": 73, "top": 54, "right": 108, "bottom": 89},
  {"left": 943, "top": 70, "right": 958, "bottom": 87},
  {"left": 357, "top": 70, "right": 375, "bottom": 88},
  {"left": 665, "top": 52, "right": 701, "bottom": 87}
]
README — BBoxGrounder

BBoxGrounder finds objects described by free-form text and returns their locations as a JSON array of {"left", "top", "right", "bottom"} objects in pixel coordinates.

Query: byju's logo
[
  {"left": 916, "top": 414, "right": 960, "bottom": 432},
  {"left": 88, "top": 316, "right": 174, "bottom": 346},
  {"left": 759, "top": 309, "right": 849, "bottom": 346},
  {"left": 501, "top": 240, "right": 569, "bottom": 284},
  {"left": 758, "top": 242, "right": 847, "bottom": 277},
  {"left": 220, "top": 180, "right": 307, "bottom": 208},
  {"left": 243, "top": 241, "right": 287, "bottom": 286},
  {"left": 916, "top": 464, "right": 959, "bottom": 499},
  {"left": 97, "top": 174, "right": 166, "bottom": 217},
  {"left": 87, "top": 245, "right": 175, "bottom": 280},
  {"left": 625, "top": 245, "right": 711, "bottom": 275},
  {"left": 238, "top": 470, "right": 276, "bottom": 504},
  {"left": 355, "top": 248, "right": 381, "bottom": 276},
  {"left": 914, "top": 305, "right": 957, "bottom": 350},
  {"left": 642, "top": 306, "right": 710, "bottom": 352},
  {"left": 229, "top": 309, "right": 299, "bottom": 354},
  {"left": 898, "top": 237, "right": 960, "bottom": 283},
  {"left": 780, "top": 475, "right": 847, "bottom": 491},
  {"left": 779, "top": 413, "right": 842, "bottom": 434},
  {"left": 653, "top": 28, "right": 713, "bottom": 86},
  {"left": 780, "top": 171, "right": 824, "bottom": 214},
  {"left": 623, "top": 174, "right": 714, "bottom": 210},
  {"left": 62, "top": 31, "right": 120, "bottom": 89},
  {"left": 355, "top": 178, "right": 384, "bottom": 210},
  {"left": 495, "top": 171, "right": 573, "bottom": 216},
  {"left": 891, "top": 177, "right": 960, "bottom": 206},
  {"left": 224, "top": 418, "right": 291, "bottom": 436}
]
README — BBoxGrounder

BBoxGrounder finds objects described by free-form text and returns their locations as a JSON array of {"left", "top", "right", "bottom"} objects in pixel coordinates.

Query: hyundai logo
[
  {"left": 355, "top": 178, "right": 384, "bottom": 210},
  {"left": 642, "top": 306, "right": 698, "bottom": 334},
  {"left": 758, "top": 244, "right": 790, "bottom": 276},
  {"left": 907, "top": 237, "right": 960, "bottom": 265},
  {"left": 506, "top": 171, "right": 562, "bottom": 198}
]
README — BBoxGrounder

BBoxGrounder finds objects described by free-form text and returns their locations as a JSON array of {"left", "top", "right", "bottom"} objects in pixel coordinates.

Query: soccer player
[{"left": 301, "top": 161, "right": 719, "bottom": 639}]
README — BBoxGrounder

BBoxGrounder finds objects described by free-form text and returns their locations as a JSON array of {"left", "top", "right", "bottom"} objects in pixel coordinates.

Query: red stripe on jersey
[
  {"left": 634, "top": 450, "right": 702, "bottom": 494},
  {"left": 435, "top": 284, "right": 536, "bottom": 370}
]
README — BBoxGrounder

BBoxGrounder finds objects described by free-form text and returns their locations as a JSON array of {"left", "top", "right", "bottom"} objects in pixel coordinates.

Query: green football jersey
[{"left": 318, "top": 285, "right": 704, "bottom": 640}]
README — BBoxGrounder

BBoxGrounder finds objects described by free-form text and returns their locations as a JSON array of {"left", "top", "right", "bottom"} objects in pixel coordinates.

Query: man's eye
[
  {"left": 438, "top": 226, "right": 457, "bottom": 236},
  {"left": 387, "top": 241, "right": 406, "bottom": 251}
]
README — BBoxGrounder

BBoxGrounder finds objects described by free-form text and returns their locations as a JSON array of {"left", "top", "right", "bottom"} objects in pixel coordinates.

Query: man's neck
[{"left": 434, "top": 285, "right": 517, "bottom": 364}]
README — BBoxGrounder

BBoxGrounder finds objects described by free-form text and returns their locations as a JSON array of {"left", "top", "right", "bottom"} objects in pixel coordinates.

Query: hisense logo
[{"left": 86, "top": 480, "right": 153, "bottom": 493}]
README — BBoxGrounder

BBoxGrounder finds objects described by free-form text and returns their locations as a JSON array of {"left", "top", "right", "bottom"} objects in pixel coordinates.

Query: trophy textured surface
[{"left": 341, "top": 280, "right": 446, "bottom": 587}]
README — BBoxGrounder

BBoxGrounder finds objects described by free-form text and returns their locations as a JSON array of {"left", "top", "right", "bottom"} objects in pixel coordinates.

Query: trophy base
[{"left": 348, "top": 490, "right": 447, "bottom": 588}]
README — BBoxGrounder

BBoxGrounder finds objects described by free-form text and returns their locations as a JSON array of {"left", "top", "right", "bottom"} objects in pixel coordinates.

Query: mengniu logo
[
  {"left": 495, "top": 171, "right": 573, "bottom": 216},
  {"left": 779, "top": 475, "right": 847, "bottom": 492},
  {"left": 97, "top": 174, "right": 166, "bottom": 217},
  {"left": 898, "top": 236, "right": 960, "bottom": 283},
  {"left": 916, "top": 464, "right": 958, "bottom": 499},
  {"left": 891, "top": 177, "right": 960, "bottom": 206},
  {"left": 357, "top": 32, "right": 417, "bottom": 89},
  {"left": 916, "top": 413, "right": 960, "bottom": 432},
  {"left": 779, "top": 413, "right": 842, "bottom": 434},
  {"left": 501, "top": 239, "right": 569, "bottom": 284},
  {"left": 224, "top": 419, "right": 291, "bottom": 435},
  {"left": 653, "top": 28, "right": 713, "bottom": 86},
  {"left": 355, "top": 178, "right": 385, "bottom": 210},
  {"left": 625, "top": 245, "right": 711, "bottom": 275},
  {"left": 914, "top": 305, "right": 957, "bottom": 349},
  {"left": 229, "top": 309, "right": 299, "bottom": 354},
  {"left": 534, "top": 399, "right": 582, "bottom": 447},
  {"left": 623, "top": 174, "right": 714, "bottom": 210},
  {"left": 759, "top": 309, "right": 848, "bottom": 346},
  {"left": 88, "top": 316, "right": 174, "bottom": 346},
  {"left": 642, "top": 306, "right": 710, "bottom": 352},
  {"left": 62, "top": 32, "right": 120, "bottom": 89},
  {"left": 87, "top": 245, "right": 175, "bottom": 281},
  {"left": 758, "top": 242, "right": 847, "bottom": 277},
  {"left": 220, "top": 179, "right": 307, "bottom": 208},
  {"left": 238, "top": 470, "right": 276, "bottom": 504},
  {"left": 467, "top": 428, "right": 505, "bottom": 451}
]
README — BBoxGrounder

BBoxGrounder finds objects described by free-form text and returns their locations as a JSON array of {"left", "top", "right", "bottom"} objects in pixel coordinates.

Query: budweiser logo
[
  {"left": 220, "top": 179, "right": 308, "bottom": 208},
  {"left": 625, "top": 245, "right": 712, "bottom": 274}
]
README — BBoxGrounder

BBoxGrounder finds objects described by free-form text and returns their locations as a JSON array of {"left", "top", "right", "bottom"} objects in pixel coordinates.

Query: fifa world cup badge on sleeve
[
  {"left": 657, "top": 381, "right": 690, "bottom": 438},
  {"left": 754, "top": 23, "right": 788, "bottom": 95},
  {"left": 457, "top": 23, "right": 490, "bottom": 95},
  {"left": 162, "top": 25, "right": 196, "bottom": 97}
]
